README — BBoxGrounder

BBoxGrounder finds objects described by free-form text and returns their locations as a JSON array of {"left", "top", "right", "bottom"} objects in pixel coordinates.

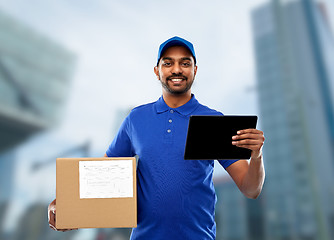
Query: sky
[
  {"left": 1, "top": 0, "right": 334, "bottom": 231},
  {"left": 0, "top": 0, "right": 332, "bottom": 151},
  {"left": 0, "top": 0, "right": 268, "bottom": 148},
  {"left": 0, "top": 0, "right": 271, "bottom": 161},
  {"left": 1, "top": 0, "right": 334, "bottom": 193}
]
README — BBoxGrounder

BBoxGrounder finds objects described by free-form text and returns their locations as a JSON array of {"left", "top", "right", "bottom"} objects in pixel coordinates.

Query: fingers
[
  {"left": 233, "top": 129, "right": 264, "bottom": 138},
  {"left": 49, "top": 223, "right": 58, "bottom": 231},
  {"left": 48, "top": 209, "right": 59, "bottom": 231},
  {"left": 232, "top": 139, "right": 260, "bottom": 146},
  {"left": 232, "top": 129, "right": 264, "bottom": 142},
  {"left": 48, "top": 199, "right": 56, "bottom": 229},
  {"left": 47, "top": 199, "right": 78, "bottom": 232},
  {"left": 56, "top": 228, "right": 78, "bottom": 232},
  {"left": 48, "top": 212, "right": 77, "bottom": 232},
  {"left": 231, "top": 128, "right": 265, "bottom": 152}
]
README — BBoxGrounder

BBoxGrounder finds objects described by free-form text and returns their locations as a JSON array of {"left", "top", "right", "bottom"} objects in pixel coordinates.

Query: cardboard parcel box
[{"left": 56, "top": 157, "right": 137, "bottom": 229}]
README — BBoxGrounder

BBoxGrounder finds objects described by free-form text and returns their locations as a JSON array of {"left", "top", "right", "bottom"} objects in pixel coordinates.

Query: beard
[{"left": 160, "top": 74, "right": 194, "bottom": 95}]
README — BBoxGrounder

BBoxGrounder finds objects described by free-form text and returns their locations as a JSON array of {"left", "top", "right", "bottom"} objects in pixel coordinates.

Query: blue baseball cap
[{"left": 157, "top": 36, "right": 196, "bottom": 66}]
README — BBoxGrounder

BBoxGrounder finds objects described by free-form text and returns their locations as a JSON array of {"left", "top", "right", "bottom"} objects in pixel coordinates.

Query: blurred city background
[{"left": 0, "top": 0, "right": 333, "bottom": 239}]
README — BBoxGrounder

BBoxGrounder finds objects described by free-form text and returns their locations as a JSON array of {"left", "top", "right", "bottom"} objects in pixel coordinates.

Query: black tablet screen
[{"left": 184, "top": 115, "right": 258, "bottom": 160}]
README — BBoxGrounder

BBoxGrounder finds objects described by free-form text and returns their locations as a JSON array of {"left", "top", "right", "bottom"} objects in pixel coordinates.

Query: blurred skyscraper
[
  {"left": 252, "top": 0, "right": 334, "bottom": 239},
  {"left": 215, "top": 177, "right": 248, "bottom": 240},
  {"left": 0, "top": 9, "right": 75, "bottom": 190},
  {"left": 214, "top": 177, "right": 264, "bottom": 240},
  {"left": 0, "top": 9, "right": 76, "bottom": 152},
  {"left": 0, "top": 9, "right": 75, "bottom": 239}
]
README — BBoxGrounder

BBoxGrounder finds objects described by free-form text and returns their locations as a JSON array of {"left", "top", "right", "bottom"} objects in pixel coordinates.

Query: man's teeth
[{"left": 171, "top": 79, "right": 183, "bottom": 82}]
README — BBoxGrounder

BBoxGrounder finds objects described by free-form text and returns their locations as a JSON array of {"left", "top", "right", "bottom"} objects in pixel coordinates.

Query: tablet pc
[{"left": 184, "top": 115, "right": 258, "bottom": 160}]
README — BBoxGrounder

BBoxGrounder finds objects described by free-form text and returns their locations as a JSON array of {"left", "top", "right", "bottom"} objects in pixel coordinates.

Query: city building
[
  {"left": 214, "top": 176, "right": 265, "bottom": 240},
  {"left": 0, "top": 8, "right": 76, "bottom": 196},
  {"left": 0, "top": 9, "right": 76, "bottom": 152},
  {"left": 0, "top": 9, "right": 76, "bottom": 240},
  {"left": 252, "top": 0, "right": 334, "bottom": 239},
  {"left": 215, "top": 176, "right": 248, "bottom": 240}
]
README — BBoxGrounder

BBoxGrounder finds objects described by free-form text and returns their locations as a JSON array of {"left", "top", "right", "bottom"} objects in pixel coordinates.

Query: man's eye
[
  {"left": 182, "top": 62, "right": 191, "bottom": 67},
  {"left": 163, "top": 62, "right": 171, "bottom": 66}
]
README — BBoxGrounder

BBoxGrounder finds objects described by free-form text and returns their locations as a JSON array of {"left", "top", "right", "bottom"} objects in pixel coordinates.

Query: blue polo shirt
[{"left": 106, "top": 95, "right": 238, "bottom": 240}]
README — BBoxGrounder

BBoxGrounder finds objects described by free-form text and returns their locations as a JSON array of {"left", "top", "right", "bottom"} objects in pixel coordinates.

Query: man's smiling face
[{"left": 154, "top": 45, "right": 197, "bottom": 95}]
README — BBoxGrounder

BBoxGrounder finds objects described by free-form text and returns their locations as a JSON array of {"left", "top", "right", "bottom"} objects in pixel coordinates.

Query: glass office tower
[
  {"left": 0, "top": 9, "right": 76, "bottom": 152},
  {"left": 215, "top": 177, "right": 248, "bottom": 240},
  {"left": 252, "top": 0, "right": 334, "bottom": 239},
  {"left": 0, "top": 9, "right": 75, "bottom": 239}
]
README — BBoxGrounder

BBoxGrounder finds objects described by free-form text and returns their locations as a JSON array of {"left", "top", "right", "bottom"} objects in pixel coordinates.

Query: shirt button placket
[{"left": 166, "top": 109, "right": 174, "bottom": 140}]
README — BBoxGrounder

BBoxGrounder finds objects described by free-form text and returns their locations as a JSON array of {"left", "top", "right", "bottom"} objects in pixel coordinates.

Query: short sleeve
[
  {"left": 218, "top": 159, "right": 239, "bottom": 169},
  {"left": 106, "top": 115, "right": 135, "bottom": 157}
]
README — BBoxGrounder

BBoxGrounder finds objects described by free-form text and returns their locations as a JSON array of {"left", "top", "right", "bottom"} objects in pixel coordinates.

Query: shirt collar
[{"left": 155, "top": 94, "right": 200, "bottom": 116}]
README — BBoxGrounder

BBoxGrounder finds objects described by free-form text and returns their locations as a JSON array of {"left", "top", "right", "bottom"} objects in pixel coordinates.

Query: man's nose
[{"left": 171, "top": 63, "right": 182, "bottom": 74}]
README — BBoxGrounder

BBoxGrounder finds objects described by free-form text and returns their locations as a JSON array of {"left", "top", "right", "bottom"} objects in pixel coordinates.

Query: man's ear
[
  {"left": 154, "top": 66, "right": 160, "bottom": 80},
  {"left": 194, "top": 65, "right": 198, "bottom": 77}
]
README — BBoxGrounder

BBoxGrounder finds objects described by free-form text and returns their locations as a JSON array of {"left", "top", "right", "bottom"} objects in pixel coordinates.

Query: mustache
[{"left": 166, "top": 74, "right": 187, "bottom": 81}]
